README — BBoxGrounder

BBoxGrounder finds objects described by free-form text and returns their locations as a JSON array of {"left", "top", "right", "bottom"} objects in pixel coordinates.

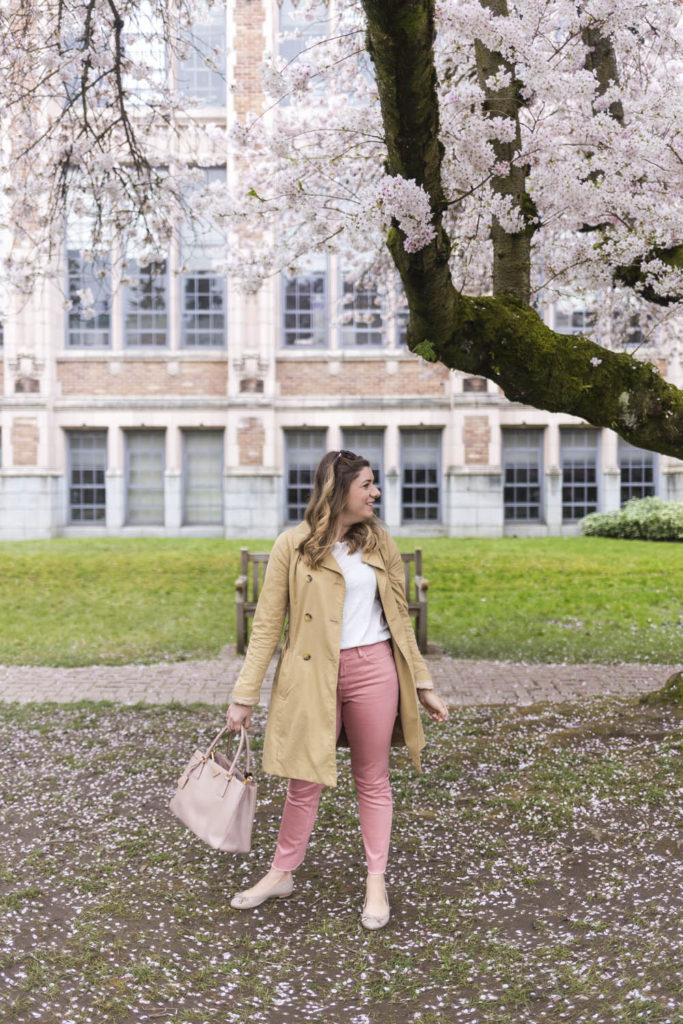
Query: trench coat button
[
  {"left": 302, "top": 653, "right": 311, "bottom": 661},
  {"left": 306, "top": 574, "right": 312, "bottom": 582},
  {"left": 304, "top": 613, "right": 312, "bottom": 621}
]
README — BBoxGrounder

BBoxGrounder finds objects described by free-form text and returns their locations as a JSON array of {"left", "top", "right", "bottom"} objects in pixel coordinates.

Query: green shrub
[{"left": 582, "top": 497, "right": 683, "bottom": 541}]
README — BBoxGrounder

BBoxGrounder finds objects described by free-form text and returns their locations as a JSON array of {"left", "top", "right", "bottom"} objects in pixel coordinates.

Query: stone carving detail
[{"left": 11, "top": 354, "right": 42, "bottom": 395}]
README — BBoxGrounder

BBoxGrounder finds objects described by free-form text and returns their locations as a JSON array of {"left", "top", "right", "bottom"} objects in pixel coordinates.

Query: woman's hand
[
  {"left": 418, "top": 689, "right": 449, "bottom": 722},
  {"left": 226, "top": 702, "right": 252, "bottom": 732}
]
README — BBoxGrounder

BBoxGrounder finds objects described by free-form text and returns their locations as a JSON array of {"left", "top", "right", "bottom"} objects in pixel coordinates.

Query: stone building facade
[{"left": 1, "top": 0, "right": 681, "bottom": 541}]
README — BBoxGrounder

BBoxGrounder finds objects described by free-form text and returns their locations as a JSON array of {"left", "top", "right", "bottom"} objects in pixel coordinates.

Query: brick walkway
[{"left": 0, "top": 646, "right": 676, "bottom": 707}]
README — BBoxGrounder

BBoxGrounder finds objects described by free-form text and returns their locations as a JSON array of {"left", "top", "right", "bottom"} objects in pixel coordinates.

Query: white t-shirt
[{"left": 332, "top": 541, "right": 392, "bottom": 650}]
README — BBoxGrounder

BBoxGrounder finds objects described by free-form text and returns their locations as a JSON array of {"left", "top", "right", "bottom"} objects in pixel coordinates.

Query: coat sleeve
[
  {"left": 230, "top": 531, "right": 292, "bottom": 706},
  {"left": 383, "top": 534, "right": 433, "bottom": 689}
]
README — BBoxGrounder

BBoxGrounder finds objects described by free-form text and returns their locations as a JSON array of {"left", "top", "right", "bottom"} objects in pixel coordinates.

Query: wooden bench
[{"left": 235, "top": 546, "right": 428, "bottom": 654}]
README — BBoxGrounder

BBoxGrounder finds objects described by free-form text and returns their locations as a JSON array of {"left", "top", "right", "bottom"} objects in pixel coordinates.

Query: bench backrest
[
  {"left": 240, "top": 546, "right": 423, "bottom": 604},
  {"left": 400, "top": 549, "right": 423, "bottom": 603},
  {"left": 240, "top": 548, "right": 271, "bottom": 605}
]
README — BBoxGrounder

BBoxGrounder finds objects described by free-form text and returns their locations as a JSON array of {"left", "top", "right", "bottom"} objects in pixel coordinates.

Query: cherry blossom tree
[
  {"left": 2, "top": 0, "right": 683, "bottom": 459},
  {"left": 235, "top": 0, "right": 683, "bottom": 459}
]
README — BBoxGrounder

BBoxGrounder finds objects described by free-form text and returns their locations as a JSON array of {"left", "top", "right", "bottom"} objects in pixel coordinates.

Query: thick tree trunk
[
  {"left": 474, "top": 0, "right": 533, "bottom": 305},
  {"left": 362, "top": 0, "right": 683, "bottom": 460},
  {"left": 581, "top": 21, "right": 625, "bottom": 124}
]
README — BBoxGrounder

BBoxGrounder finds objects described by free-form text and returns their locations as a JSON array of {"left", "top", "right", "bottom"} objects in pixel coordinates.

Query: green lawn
[
  {"left": 407, "top": 536, "right": 683, "bottom": 664},
  {"left": 0, "top": 536, "right": 680, "bottom": 666}
]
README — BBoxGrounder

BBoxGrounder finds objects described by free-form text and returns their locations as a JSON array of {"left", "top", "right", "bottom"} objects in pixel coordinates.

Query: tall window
[
  {"left": 279, "top": 0, "right": 328, "bottom": 63},
  {"left": 126, "top": 430, "right": 166, "bottom": 525},
  {"left": 554, "top": 298, "right": 597, "bottom": 336},
  {"left": 561, "top": 428, "right": 599, "bottom": 521},
  {"left": 177, "top": 2, "right": 226, "bottom": 106},
  {"left": 183, "top": 430, "right": 224, "bottom": 524},
  {"left": 124, "top": 261, "right": 169, "bottom": 347},
  {"left": 284, "top": 429, "right": 326, "bottom": 522},
  {"left": 68, "top": 431, "right": 107, "bottom": 523},
  {"left": 122, "top": 1, "right": 166, "bottom": 103},
  {"left": 618, "top": 439, "right": 656, "bottom": 504},
  {"left": 503, "top": 429, "right": 543, "bottom": 521},
  {"left": 342, "top": 428, "right": 384, "bottom": 518},
  {"left": 395, "top": 284, "right": 409, "bottom": 348},
  {"left": 401, "top": 430, "right": 441, "bottom": 523},
  {"left": 66, "top": 253, "right": 111, "bottom": 348},
  {"left": 181, "top": 274, "right": 226, "bottom": 347},
  {"left": 341, "top": 278, "right": 384, "bottom": 347},
  {"left": 612, "top": 309, "right": 644, "bottom": 347},
  {"left": 282, "top": 264, "right": 327, "bottom": 347},
  {"left": 180, "top": 168, "right": 227, "bottom": 348},
  {"left": 65, "top": 209, "right": 112, "bottom": 348},
  {"left": 463, "top": 377, "right": 487, "bottom": 393}
]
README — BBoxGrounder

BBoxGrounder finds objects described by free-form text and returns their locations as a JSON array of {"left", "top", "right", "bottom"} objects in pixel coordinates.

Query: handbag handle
[{"left": 208, "top": 724, "right": 253, "bottom": 778}]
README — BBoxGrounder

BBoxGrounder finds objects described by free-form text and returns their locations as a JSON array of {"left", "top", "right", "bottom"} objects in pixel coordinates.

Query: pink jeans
[{"left": 271, "top": 639, "right": 400, "bottom": 875}]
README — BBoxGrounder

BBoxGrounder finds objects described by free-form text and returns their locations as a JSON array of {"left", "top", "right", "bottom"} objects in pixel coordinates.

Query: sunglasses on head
[{"left": 334, "top": 449, "right": 356, "bottom": 463}]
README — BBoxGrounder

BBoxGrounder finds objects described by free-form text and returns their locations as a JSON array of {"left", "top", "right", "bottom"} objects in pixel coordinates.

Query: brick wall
[
  {"left": 57, "top": 361, "right": 228, "bottom": 396},
  {"left": 234, "top": 0, "right": 265, "bottom": 118},
  {"left": 237, "top": 416, "right": 266, "bottom": 466},
  {"left": 277, "top": 359, "right": 449, "bottom": 397},
  {"left": 463, "top": 415, "right": 491, "bottom": 465},
  {"left": 11, "top": 417, "right": 39, "bottom": 466}
]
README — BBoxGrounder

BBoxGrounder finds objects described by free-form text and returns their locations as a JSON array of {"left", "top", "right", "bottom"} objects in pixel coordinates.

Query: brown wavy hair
[{"left": 297, "top": 450, "right": 383, "bottom": 568}]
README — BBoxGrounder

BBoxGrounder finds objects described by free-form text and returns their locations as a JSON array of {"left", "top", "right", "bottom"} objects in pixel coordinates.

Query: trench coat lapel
[
  {"left": 319, "top": 550, "right": 343, "bottom": 575},
  {"left": 362, "top": 547, "right": 388, "bottom": 602},
  {"left": 361, "top": 548, "right": 385, "bottom": 570},
  {"left": 319, "top": 544, "right": 388, "bottom": 595},
  {"left": 319, "top": 542, "right": 385, "bottom": 577}
]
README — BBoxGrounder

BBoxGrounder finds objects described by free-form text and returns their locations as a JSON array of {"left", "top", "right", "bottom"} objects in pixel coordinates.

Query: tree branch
[
  {"left": 613, "top": 245, "right": 683, "bottom": 306},
  {"left": 361, "top": 0, "right": 683, "bottom": 460}
]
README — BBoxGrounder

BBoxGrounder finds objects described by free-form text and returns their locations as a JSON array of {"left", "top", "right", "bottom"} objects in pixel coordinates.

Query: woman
[{"left": 226, "top": 450, "right": 448, "bottom": 929}]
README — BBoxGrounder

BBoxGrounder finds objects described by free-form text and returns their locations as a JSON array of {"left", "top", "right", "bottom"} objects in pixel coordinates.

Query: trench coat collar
[
  {"left": 361, "top": 548, "right": 385, "bottom": 571},
  {"left": 287, "top": 521, "right": 386, "bottom": 574},
  {"left": 318, "top": 543, "right": 385, "bottom": 576},
  {"left": 320, "top": 550, "right": 343, "bottom": 575}
]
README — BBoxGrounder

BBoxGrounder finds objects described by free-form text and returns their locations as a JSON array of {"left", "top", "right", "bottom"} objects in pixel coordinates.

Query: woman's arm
[
  {"left": 417, "top": 688, "right": 449, "bottom": 722},
  {"left": 384, "top": 536, "right": 449, "bottom": 722},
  {"left": 228, "top": 531, "right": 292, "bottom": 711}
]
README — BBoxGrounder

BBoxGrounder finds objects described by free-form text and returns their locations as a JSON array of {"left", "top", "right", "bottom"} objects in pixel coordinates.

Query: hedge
[{"left": 581, "top": 497, "right": 683, "bottom": 541}]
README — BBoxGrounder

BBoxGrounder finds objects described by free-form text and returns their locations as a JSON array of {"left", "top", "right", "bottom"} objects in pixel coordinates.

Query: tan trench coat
[{"left": 231, "top": 522, "right": 434, "bottom": 787}]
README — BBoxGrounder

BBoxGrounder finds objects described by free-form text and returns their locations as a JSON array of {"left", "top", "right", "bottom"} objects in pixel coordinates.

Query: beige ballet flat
[
  {"left": 361, "top": 896, "right": 391, "bottom": 930},
  {"left": 230, "top": 874, "right": 294, "bottom": 910}
]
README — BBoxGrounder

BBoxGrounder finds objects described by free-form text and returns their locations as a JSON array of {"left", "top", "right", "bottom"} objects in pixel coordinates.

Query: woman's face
[{"left": 342, "top": 467, "right": 380, "bottom": 524}]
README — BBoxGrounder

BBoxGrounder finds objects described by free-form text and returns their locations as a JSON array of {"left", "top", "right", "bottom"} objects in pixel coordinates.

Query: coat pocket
[{"left": 273, "top": 648, "right": 295, "bottom": 700}]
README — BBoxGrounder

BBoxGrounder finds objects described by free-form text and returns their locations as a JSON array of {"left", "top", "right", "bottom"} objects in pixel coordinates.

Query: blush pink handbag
[{"left": 169, "top": 724, "right": 258, "bottom": 853}]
